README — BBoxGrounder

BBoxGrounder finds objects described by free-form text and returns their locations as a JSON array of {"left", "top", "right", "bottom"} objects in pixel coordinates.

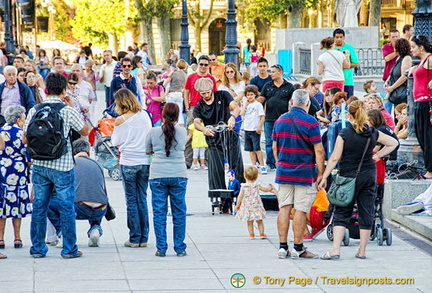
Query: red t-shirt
[
  {"left": 184, "top": 73, "right": 217, "bottom": 107},
  {"left": 382, "top": 43, "right": 396, "bottom": 81}
]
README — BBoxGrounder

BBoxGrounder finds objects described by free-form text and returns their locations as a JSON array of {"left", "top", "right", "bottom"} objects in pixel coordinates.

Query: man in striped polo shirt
[{"left": 272, "top": 89, "right": 325, "bottom": 259}]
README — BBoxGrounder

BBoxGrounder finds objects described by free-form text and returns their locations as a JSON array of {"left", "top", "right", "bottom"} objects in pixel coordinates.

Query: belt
[{"left": 77, "top": 201, "right": 106, "bottom": 211}]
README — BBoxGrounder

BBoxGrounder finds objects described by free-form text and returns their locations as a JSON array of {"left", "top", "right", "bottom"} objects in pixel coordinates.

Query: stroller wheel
[
  {"left": 326, "top": 224, "right": 334, "bottom": 241},
  {"left": 384, "top": 228, "right": 392, "bottom": 246},
  {"left": 342, "top": 229, "right": 350, "bottom": 246},
  {"left": 376, "top": 228, "right": 384, "bottom": 246},
  {"left": 109, "top": 166, "right": 122, "bottom": 181}
]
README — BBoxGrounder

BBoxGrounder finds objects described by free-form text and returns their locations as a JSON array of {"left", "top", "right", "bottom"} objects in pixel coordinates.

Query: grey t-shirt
[
  {"left": 169, "top": 70, "right": 187, "bottom": 92},
  {"left": 74, "top": 156, "right": 108, "bottom": 205},
  {"left": 145, "top": 126, "right": 188, "bottom": 179}
]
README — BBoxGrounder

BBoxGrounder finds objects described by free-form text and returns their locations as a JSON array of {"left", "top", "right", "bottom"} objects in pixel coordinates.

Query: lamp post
[
  {"left": 224, "top": 0, "right": 239, "bottom": 66},
  {"left": 179, "top": 0, "right": 191, "bottom": 64},
  {"left": 398, "top": 0, "right": 432, "bottom": 166},
  {"left": 4, "top": 0, "right": 16, "bottom": 55}
]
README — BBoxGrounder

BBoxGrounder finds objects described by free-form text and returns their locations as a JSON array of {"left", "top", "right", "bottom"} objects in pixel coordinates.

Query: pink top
[
  {"left": 381, "top": 109, "right": 395, "bottom": 130},
  {"left": 382, "top": 43, "right": 396, "bottom": 81},
  {"left": 144, "top": 84, "right": 164, "bottom": 123},
  {"left": 413, "top": 55, "right": 432, "bottom": 102}
]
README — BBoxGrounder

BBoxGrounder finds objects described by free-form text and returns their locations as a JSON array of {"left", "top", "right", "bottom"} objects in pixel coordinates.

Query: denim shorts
[{"left": 244, "top": 130, "right": 261, "bottom": 152}]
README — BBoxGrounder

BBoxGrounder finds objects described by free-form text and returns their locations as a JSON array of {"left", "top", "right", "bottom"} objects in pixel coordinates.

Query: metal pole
[
  {"left": 4, "top": 0, "right": 16, "bottom": 56},
  {"left": 179, "top": 0, "right": 191, "bottom": 64},
  {"left": 224, "top": 0, "right": 240, "bottom": 66}
]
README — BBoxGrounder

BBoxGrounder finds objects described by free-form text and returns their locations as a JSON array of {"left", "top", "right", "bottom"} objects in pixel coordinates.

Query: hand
[
  {"left": 63, "top": 96, "right": 73, "bottom": 107},
  {"left": 228, "top": 116, "right": 236, "bottom": 128},
  {"left": 82, "top": 107, "right": 89, "bottom": 113},
  {"left": 316, "top": 175, "right": 327, "bottom": 190},
  {"left": 256, "top": 128, "right": 262, "bottom": 134},
  {"left": 372, "top": 154, "right": 380, "bottom": 161},
  {"left": 428, "top": 80, "right": 432, "bottom": 89},
  {"left": 203, "top": 127, "right": 214, "bottom": 137}
]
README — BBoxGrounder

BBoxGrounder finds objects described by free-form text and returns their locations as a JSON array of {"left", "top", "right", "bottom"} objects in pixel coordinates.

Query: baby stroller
[
  {"left": 326, "top": 158, "right": 392, "bottom": 246},
  {"left": 88, "top": 115, "right": 122, "bottom": 181}
]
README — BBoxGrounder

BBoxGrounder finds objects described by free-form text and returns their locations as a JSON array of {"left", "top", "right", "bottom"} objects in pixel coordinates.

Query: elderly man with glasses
[{"left": 257, "top": 64, "right": 295, "bottom": 171}]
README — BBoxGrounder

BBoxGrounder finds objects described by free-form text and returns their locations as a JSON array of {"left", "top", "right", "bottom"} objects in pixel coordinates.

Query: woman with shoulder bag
[
  {"left": 317, "top": 101, "right": 398, "bottom": 260},
  {"left": 384, "top": 38, "right": 412, "bottom": 106}
]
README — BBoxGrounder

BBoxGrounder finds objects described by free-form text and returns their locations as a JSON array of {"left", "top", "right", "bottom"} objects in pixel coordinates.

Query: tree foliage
[{"left": 52, "top": 0, "right": 74, "bottom": 42}]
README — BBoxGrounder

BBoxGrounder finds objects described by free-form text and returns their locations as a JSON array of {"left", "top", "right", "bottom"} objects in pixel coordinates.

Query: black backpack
[{"left": 27, "top": 103, "right": 68, "bottom": 160}]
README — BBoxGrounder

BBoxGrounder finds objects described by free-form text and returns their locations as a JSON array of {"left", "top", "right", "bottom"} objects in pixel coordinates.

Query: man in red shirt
[{"left": 382, "top": 30, "right": 400, "bottom": 81}]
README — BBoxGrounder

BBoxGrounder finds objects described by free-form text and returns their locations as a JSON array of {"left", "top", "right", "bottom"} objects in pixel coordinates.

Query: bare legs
[
  {"left": 277, "top": 205, "right": 292, "bottom": 242},
  {"left": 246, "top": 220, "right": 265, "bottom": 236},
  {"left": 327, "top": 226, "right": 371, "bottom": 258}
]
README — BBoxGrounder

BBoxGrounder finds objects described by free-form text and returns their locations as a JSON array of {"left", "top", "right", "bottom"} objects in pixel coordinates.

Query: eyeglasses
[
  {"left": 122, "top": 65, "right": 132, "bottom": 68},
  {"left": 68, "top": 81, "right": 77, "bottom": 85},
  {"left": 199, "top": 63, "right": 209, "bottom": 67},
  {"left": 226, "top": 70, "right": 235, "bottom": 74},
  {"left": 271, "top": 64, "right": 283, "bottom": 71}
]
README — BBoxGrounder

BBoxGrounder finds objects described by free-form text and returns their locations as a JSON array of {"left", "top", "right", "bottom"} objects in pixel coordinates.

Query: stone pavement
[{"left": 1, "top": 91, "right": 431, "bottom": 293}]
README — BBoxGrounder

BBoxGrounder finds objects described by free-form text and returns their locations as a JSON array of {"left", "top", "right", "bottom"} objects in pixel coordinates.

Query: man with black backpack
[{"left": 24, "top": 73, "right": 89, "bottom": 259}]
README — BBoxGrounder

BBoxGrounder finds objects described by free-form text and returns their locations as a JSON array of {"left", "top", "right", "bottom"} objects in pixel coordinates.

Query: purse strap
[
  {"left": 326, "top": 51, "right": 342, "bottom": 68},
  {"left": 355, "top": 137, "right": 371, "bottom": 177},
  {"left": 287, "top": 113, "right": 314, "bottom": 152}
]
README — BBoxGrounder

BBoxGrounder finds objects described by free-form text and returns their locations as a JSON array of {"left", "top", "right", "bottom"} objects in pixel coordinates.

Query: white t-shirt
[
  {"left": 76, "top": 80, "right": 96, "bottom": 108},
  {"left": 317, "top": 50, "right": 345, "bottom": 81},
  {"left": 218, "top": 81, "right": 245, "bottom": 96},
  {"left": 99, "top": 60, "right": 118, "bottom": 87},
  {"left": 243, "top": 100, "right": 264, "bottom": 131}
]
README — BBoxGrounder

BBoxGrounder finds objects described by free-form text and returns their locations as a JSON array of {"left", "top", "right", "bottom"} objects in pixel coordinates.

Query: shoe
[
  {"left": 62, "top": 251, "right": 83, "bottom": 259},
  {"left": 201, "top": 164, "right": 208, "bottom": 170},
  {"left": 31, "top": 253, "right": 46, "bottom": 259},
  {"left": 193, "top": 164, "right": 199, "bottom": 171},
  {"left": 14, "top": 239, "right": 23, "bottom": 249},
  {"left": 46, "top": 239, "right": 59, "bottom": 246},
  {"left": 0, "top": 240, "right": 4, "bottom": 249},
  {"left": 0, "top": 252, "right": 6, "bottom": 259},
  {"left": 291, "top": 247, "right": 319, "bottom": 259},
  {"left": 124, "top": 241, "right": 139, "bottom": 248},
  {"left": 259, "top": 233, "right": 267, "bottom": 239},
  {"left": 56, "top": 237, "right": 63, "bottom": 248},
  {"left": 303, "top": 228, "right": 325, "bottom": 242},
  {"left": 260, "top": 166, "right": 267, "bottom": 174},
  {"left": 155, "top": 251, "right": 166, "bottom": 257},
  {"left": 278, "top": 248, "right": 291, "bottom": 259},
  {"left": 249, "top": 234, "right": 255, "bottom": 239},
  {"left": 139, "top": 243, "right": 148, "bottom": 247},
  {"left": 177, "top": 251, "right": 187, "bottom": 257},
  {"left": 355, "top": 253, "right": 366, "bottom": 259},
  {"left": 88, "top": 230, "right": 100, "bottom": 247},
  {"left": 320, "top": 251, "right": 340, "bottom": 260},
  {"left": 396, "top": 202, "right": 425, "bottom": 215}
]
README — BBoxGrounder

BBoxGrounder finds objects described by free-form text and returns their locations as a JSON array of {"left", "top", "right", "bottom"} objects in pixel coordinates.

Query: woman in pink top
[
  {"left": 410, "top": 35, "right": 432, "bottom": 178},
  {"left": 367, "top": 95, "right": 395, "bottom": 130},
  {"left": 143, "top": 71, "right": 166, "bottom": 126}
]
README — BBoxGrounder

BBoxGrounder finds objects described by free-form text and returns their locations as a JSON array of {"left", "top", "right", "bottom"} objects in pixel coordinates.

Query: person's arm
[
  {"left": 235, "top": 187, "right": 245, "bottom": 210},
  {"left": 314, "top": 142, "right": 325, "bottom": 189},
  {"left": 342, "top": 55, "right": 351, "bottom": 69},
  {"left": 0, "top": 135, "right": 5, "bottom": 150},
  {"left": 194, "top": 117, "right": 214, "bottom": 136},
  {"left": 228, "top": 100, "right": 240, "bottom": 128},
  {"left": 347, "top": 47, "right": 359, "bottom": 68},
  {"left": 256, "top": 114, "right": 264, "bottom": 134},
  {"left": 386, "top": 56, "right": 411, "bottom": 93},
  {"left": 372, "top": 131, "right": 399, "bottom": 160},
  {"left": 145, "top": 129, "right": 154, "bottom": 155},
  {"left": 383, "top": 44, "right": 398, "bottom": 62},
  {"left": 99, "top": 65, "right": 105, "bottom": 83},
  {"left": 183, "top": 88, "right": 190, "bottom": 110},
  {"left": 316, "top": 109, "right": 331, "bottom": 124},
  {"left": 317, "top": 60, "right": 324, "bottom": 75},
  {"left": 272, "top": 140, "right": 278, "bottom": 165},
  {"left": 317, "top": 135, "right": 344, "bottom": 190}
]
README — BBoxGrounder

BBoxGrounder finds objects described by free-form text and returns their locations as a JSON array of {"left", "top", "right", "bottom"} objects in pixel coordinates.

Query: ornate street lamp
[
  {"left": 4, "top": 0, "right": 16, "bottom": 55},
  {"left": 224, "top": 0, "right": 239, "bottom": 65},
  {"left": 179, "top": 0, "right": 191, "bottom": 64}
]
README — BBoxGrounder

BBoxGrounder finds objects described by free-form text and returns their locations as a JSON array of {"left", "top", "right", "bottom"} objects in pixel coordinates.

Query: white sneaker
[
  {"left": 88, "top": 229, "right": 101, "bottom": 247},
  {"left": 396, "top": 202, "right": 424, "bottom": 215},
  {"left": 278, "top": 248, "right": 291, "bottom": 259},
  {"left": 56, "top": 236, "right": 63, "bottom": 248},
  {"left": 193, "top": 164, "right": 199, "bottom": 171},
  {"left": 260, "top": 166, "right": 268, "bottom": 174}
]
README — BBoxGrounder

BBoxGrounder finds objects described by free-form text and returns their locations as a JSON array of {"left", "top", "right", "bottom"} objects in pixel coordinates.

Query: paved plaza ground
[{"left": 1, "top": 89, "right": 431, "bottom": 293}]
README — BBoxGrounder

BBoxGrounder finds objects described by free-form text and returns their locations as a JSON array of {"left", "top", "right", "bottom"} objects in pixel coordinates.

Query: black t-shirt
[
  {"left": 261, "top": 80, "right": 295, "bottom": 122},
  {"left": 377, "top": 125, "right": 399, "bottom": 160},
  {"left": 249, "top": 75, "right": 272, "bottom": 92},
  {"left": 339, "top": 124, "right": 379, "bottom": 177}
]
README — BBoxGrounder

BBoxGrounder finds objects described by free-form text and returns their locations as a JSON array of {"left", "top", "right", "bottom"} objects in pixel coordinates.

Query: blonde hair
[
  {"left": 244, "top": 166, "right": 258, "bottom": 181},
  {"left": 114, "top": 88, "right": 142, "bottom": 115},
  {"left": 222, "top": 63, "right": 241, "bottom": 87},
  {"left": 301, "top": 77, "right": 321, "bottom": 89},
  {"left": 176, "top": 59, "right": 187, "bottom": 70},
  {"left": 395, "top": 102, "right": 407, "bottom": 113},
  {"left": 348, "top": 100, "right": 367, "bottom": 133}
]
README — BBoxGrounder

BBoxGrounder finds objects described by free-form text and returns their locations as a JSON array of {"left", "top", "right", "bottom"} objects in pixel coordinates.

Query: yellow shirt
[{"left": 188, "top": 123, "right": 208, "bottom": 148}]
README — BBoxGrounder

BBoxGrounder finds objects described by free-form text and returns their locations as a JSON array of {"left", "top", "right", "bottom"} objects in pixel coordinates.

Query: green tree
[
  {"left": 188, "top": 0, "right": 214, "bottom": 54},
  {"left": 53, "top": 0, "right": 74, "bottom": 42},
  {"left": 368, "top": 0, "right": 380, "bottom": 28},
  {"left": 154, "top": 0, "right": 179, "bottom": 62}
]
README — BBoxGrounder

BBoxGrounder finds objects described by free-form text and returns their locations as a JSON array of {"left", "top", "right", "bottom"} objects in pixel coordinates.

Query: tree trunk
[
  {"left": 135, "top": 0, "right": 146, "bottom": 43},
  {"left": 158, "top": 14, "right": 171, "bottom": 64},
  {"left": 108, "top": 33, "right": 119, "bottom": 56},
  {"left": 369, "top": 0, "right": 381, "bottom": 27},
  {"left": 195, "top": 24, "right": 202, "bottom": 53},
  {"left": 144, "top": 19, "right": 156, "bottom": 64},
  {"left": 287, "top": 4, "right": 303, "bottom": 28},
  {"left": 359, "top": 0, "right": 369, "bottom": 26}
]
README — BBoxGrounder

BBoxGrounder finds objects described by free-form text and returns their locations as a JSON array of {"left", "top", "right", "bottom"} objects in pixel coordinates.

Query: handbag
[
  {"left": 388, "top": 57, "right": 407, "bottom": 105},
  {"left": 327, "top": 137, "right": 370, "bottom": 207},
  {"left": 104, "top": 203, "right": 116, "bottom": 221}
]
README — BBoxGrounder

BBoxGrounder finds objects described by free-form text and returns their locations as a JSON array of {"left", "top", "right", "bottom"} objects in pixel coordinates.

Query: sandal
[
  {"left": 320, "top": 251, "right": 340, "bottom": 260},
  {"left": 0, "top": 252, "right": 7, "bottom": 259},
  {"left": 355, "top": 253, "right": 366, "bottom": 259},
  {"left": 14, "top": 239, "right": 23, "bottom": 249},
  {"left": 0, "top": 240, "right": 4, "bottom": 249}
]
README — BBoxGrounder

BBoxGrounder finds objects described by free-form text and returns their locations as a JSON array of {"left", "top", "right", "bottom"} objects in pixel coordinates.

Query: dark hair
[
  {"left": 117, "top": 51, "right": 127, "bottom": 60},
  {"left": 333, "top": 28, "right": 345, "bottom": 37},
  {"left": 333, "top": 92, "right": 347, "bottom": 105},
  {"left": 68, "top": 72, "right": 79, "bottom": 82},
  {"left": 72, "top": 139, "right": 91, "bottom": 155},
  {"left": 320, "top": 37, "right": 334, "bottom": 50},
  {"left": 121, "top": 57, "right": 132, "bottom": 65},
  {"left": 19, "top": 48, "right": 27, "bottom": 55},
  {"left": 162, "top": 103, "right": 179, "bottom": 157},
  {"left": 14, "top": 56, "right": 25, "bottom": 62},
  {"left": 367, "top": 109, "right": 386, "bottom": 128},
  {"left": 258, "top": 57, "right": 268, "bottom": 64},
  {"left": 389, "top": 29, "right": 399, "bottom": 35},
  {"left": 38, "top": 49, "right": 46, "bottom": 58},
  {"left": 244, "top": 84, "right": 259, "bottom": 96},
  {"left": 46, "top": 73, "right": 68, "bottom": 95},
  {"left": 411, "top": 35, "right": 432, "bottom": 53},
  {"left": 209, "top": 51, "right": 217, "bottom": 56},
  {"left": 132, "top": 55, "right": 142, "bottom": 69},
  {"left": 17, "top": 67, "right": 26, "bottom": 74},
  {"left": 25, "top": 71, "right": 43, "bottom": 103},
  {"left": 402, "top": 24, "right": 413, "bottom": 34},
  {"left": 198, "top": 55, "right": 210, "bottom": 62},
  {"left": 246, "top": 38, "right": 252, "bottom": 51},
  {"left": 146, "top": 70, "right": 157, "bottom": 81},
  {"left": 250, "top": 45, "right": 257, "bottom": 52},
  {"left": 329, "top": 87, "right": 341, "bottom": 95},
  {"left": 395, "top": 38, "right": 411, "bottom": 57}
]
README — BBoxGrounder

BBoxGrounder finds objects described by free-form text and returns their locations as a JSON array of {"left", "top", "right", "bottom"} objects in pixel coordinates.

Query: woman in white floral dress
[{"left": 0, "top": 105, "right": 32, "bottom": 254}]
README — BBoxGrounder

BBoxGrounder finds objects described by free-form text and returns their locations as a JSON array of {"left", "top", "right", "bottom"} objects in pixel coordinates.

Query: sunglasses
[
  {"left": 199, "top": 63, "right": 209, "bottom": 67},
  {"left": 271, "top": 64, "right": 283, "bottom": 71},
  {"left": 68, "top": 81, "right": 77, "bottom": 85},
  {"left": 210, "top": 59, "right": 216, "bottom": 61},
  {"left": 226, "top": 70, "right": 235, "bottom": 74},
  {"left": 122, "top": 65, "right": 132, "bottom": 68}
]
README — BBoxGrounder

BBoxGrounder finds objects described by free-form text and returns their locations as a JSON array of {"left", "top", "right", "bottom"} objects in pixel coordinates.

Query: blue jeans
[
  {"left": 154, "top": 119, "right": 162, "bottom": 126},
  {"left": 384, "top": 99, "right": 393, "bottom": 114},
  {"left": 264, "top": 121, "right": 276, "bottom": 168},
  {"left": 150, "top": 177, "right": 188, "bottom": 254},
  {"left": 30, "top": 166, "right": 79, "bottom": 257},
  {"left": 105, "top": 86, "right": 111, "bottom": 108},
  {"left": 47, "top": 196, "right": 106, "bottom": 237},
  {"left": 121, "top": 164, "right": 150, "bottom": 245}
]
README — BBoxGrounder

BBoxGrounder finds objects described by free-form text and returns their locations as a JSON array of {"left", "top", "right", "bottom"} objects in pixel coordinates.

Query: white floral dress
[
  {"left": 235, "top": 183, "right": 266, "bottom": 221},
  {"left": 0, "top": 123, "right": 32, "bottom": 218}
]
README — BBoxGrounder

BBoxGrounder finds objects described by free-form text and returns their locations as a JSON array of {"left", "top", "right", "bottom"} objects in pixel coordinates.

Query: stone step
[{"left": 391, "top": 210, "right": 432, "bottom": 241}]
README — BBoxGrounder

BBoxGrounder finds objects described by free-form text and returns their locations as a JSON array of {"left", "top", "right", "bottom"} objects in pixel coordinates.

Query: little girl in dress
[{"left": 235, "top": 166, "right": 276, "bottom": 239}]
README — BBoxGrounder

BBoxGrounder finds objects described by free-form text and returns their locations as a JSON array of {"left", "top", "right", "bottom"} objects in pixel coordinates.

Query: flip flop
[
  {"left": 320, "top": 251, "right": 340, "bottom": 260},
  {"left": 0, "top": 253, "right": 7, "bottom": 259},
  {"left": 355, "top": 253, "right": 366, "bottom": 259}
]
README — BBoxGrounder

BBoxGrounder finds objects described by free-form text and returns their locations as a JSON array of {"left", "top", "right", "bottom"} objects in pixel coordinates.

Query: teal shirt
[{"left": 334, "top": 43, "right": 358, "bottom": 86}]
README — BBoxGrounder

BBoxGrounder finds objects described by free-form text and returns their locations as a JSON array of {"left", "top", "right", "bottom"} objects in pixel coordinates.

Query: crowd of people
[{"left": 0, "top": 25, "right": 431, "bottom": 261}]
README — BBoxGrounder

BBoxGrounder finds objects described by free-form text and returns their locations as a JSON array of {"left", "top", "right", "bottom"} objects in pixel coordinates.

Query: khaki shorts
[{"left": 277, "top": 184, "right": 316, "bottom": 213}]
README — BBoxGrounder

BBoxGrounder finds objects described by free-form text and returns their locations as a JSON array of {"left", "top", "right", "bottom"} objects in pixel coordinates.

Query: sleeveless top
[{"left": 413, "top": 54, "right": 432, "bottom": 102}]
